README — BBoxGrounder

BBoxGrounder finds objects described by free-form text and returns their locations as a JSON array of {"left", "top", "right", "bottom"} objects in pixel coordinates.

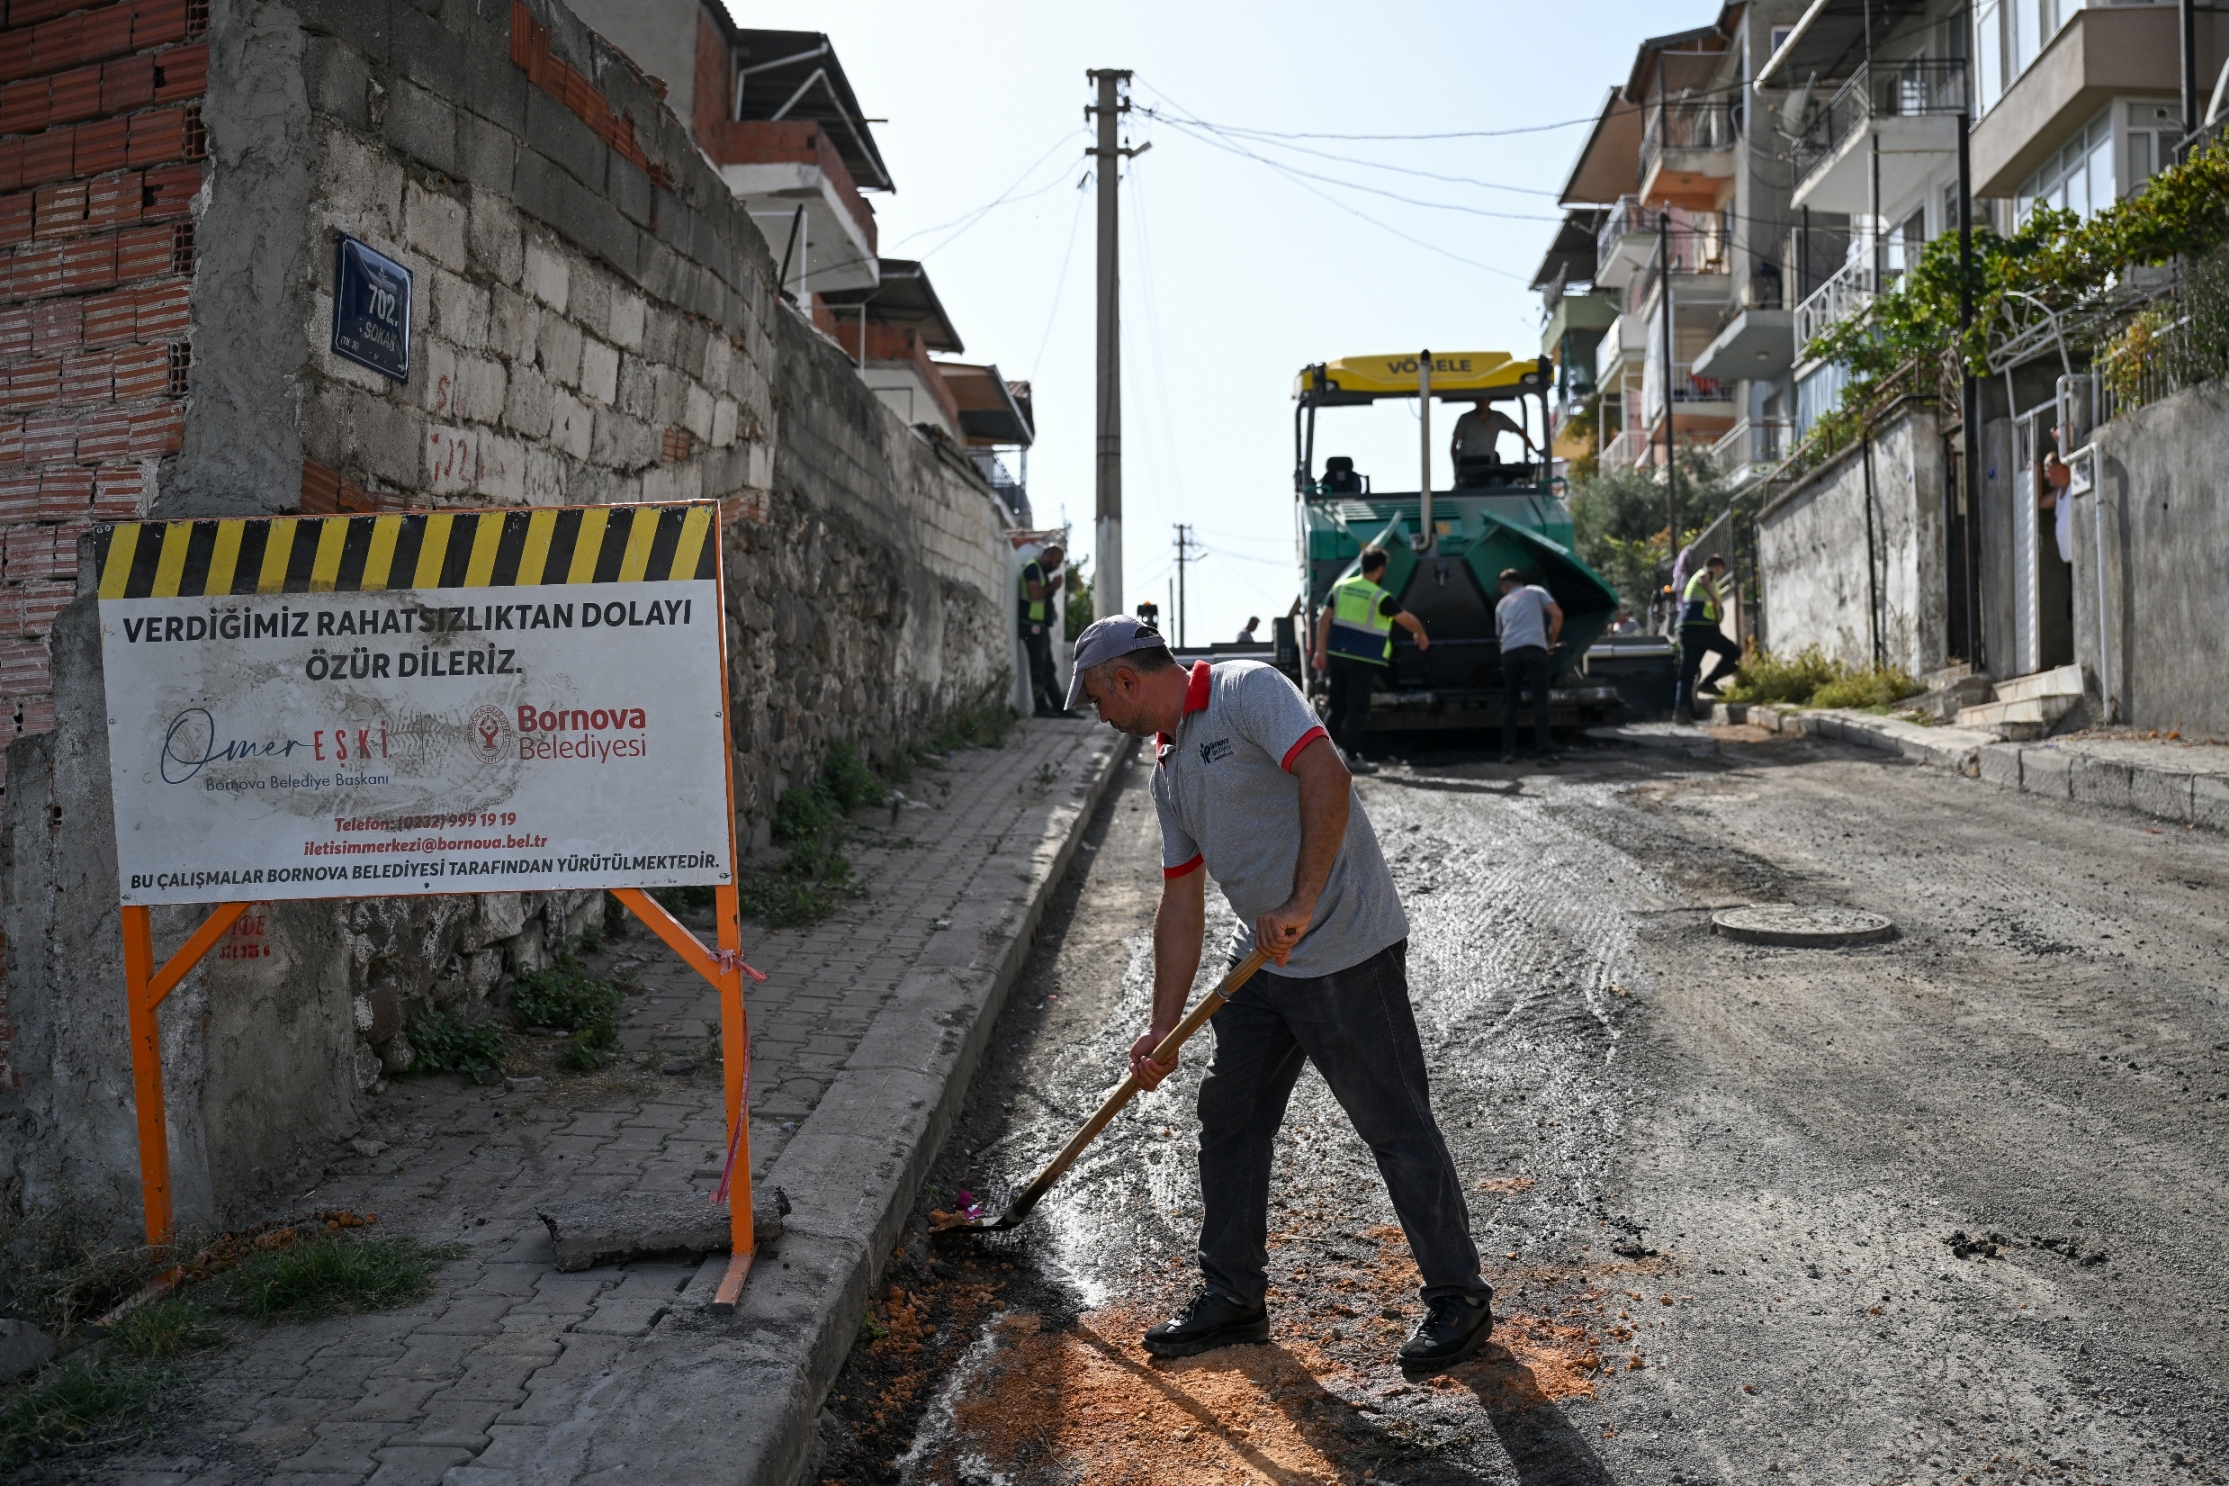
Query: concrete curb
[
  {"left": 628, "top": 726, "right": 1134, "bottom": 1486},
  {"left": 1716, "top": 701, "right": 2229, "bottom": 833}
]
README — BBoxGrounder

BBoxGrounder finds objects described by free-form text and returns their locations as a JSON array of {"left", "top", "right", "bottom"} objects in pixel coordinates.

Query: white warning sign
[{"left": 95, "top": 504, "right": 733, "bottom": 906}]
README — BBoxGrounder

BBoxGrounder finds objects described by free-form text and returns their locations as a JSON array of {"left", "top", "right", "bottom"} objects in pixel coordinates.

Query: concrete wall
[
  {"left": 0, "top": 0, "right": 1015, "bottom": 1233},
  {"left": 2081, "top": 378, "right": 2229, "bottom": 738},
  {"left": 1757, "top": 400, "right": 1948, "bottom": 675}
]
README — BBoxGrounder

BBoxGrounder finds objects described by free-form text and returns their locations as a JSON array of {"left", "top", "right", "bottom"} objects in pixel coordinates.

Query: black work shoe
[
  {"left": 1142, "top": 1289, "right": 1270, "bottom": 1358},
  {"left": 1397, "top": 1293, "right": 1493, "bottom": 1372}
]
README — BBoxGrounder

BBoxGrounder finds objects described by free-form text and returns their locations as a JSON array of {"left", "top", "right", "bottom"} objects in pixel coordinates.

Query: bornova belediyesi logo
[{"left": 503, "top": 703, "right": 651, "bottom": 762}]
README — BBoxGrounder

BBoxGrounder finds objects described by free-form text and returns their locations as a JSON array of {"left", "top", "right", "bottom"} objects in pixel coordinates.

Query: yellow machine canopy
[{"left": 1294, "top": 352, "right": 1547, "bottom": 405}]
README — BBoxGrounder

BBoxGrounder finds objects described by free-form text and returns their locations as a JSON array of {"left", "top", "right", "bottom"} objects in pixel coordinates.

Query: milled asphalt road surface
[{"left": 818, "top": 727, "right": 2229, "bottom": 1486}]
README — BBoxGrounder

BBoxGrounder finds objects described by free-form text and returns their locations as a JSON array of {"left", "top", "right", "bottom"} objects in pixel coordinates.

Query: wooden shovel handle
[{"left": 1003, "top": 947, "right": 1274, "bottom": 1219}]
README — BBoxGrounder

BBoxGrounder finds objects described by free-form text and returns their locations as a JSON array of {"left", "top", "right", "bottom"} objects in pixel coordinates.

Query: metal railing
[
  {"left": 1641, "top": 98, "right": 1734, "bottom": 184},
  {"left": 1601, "top": 429, "right": 1653, "bottom": 468},
  {"left": 1793, "top": 254, "right": 1878, "bottom": 349},
  {"left": 1710, "top": 418, "right": 1793, "bottom": 477},
  {"left": 1792, "top": 58, "right": 1967, "bottom": 192},
  {"left": 1595, "top": 197, "right": 1716, "bottom": 279}
]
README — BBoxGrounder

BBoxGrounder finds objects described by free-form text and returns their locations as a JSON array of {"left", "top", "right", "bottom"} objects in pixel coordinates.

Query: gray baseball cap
[{"left": 1064, "top": 615, "right": 1166, "bottom": 709}]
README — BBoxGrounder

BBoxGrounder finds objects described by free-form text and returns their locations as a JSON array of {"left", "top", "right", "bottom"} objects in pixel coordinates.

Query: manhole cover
[{"left": 1710, "top": 904, "right": 1895, "bottom": 947}]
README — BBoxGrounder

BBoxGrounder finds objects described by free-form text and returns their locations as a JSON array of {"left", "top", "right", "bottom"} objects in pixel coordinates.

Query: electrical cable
[
  {"left": 1140, "top": 106, "right": 1561, "bottom": 198},
  {"left": 897, "top": 128, "right": 1089, "bottom": 259},
  {"left": 1153, "top": 115, "right": 1563, "bottom": 224},
  {"left": 1026, "top": 172, "right": 1091, "bottom": 383}
]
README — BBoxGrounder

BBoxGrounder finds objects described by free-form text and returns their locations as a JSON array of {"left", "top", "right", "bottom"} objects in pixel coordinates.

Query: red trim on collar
[
  {"left": 1183, "top": 661, "right": 1213, "bottom": 715},
  {"left": 1281, "top": 725, "right": 1328, "bottom": 772}
]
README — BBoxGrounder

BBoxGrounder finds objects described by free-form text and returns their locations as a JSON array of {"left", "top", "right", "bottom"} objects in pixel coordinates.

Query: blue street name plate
[{"left": 332, "top": 235, "right": 412, "bottom": 382}]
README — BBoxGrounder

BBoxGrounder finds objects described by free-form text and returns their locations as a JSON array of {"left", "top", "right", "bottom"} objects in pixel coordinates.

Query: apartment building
[
  {"left": 1544, "top": 3, "right": 1816, "bottom": 482},
  {"left": 1749, "top": 0, "right": 2225, "bottom": 684}
]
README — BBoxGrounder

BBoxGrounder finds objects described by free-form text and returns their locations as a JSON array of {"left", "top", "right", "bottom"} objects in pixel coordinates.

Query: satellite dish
[{"left": 1777, "top": 73, "right": 1817, "bottom": 138}]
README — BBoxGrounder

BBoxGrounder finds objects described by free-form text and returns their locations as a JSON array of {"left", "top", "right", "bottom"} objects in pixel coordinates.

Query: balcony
[
  {"left": 1710, "top": 418, "right": 1794, "bottom": 482},
  {"left": 1791, "top": 59, "right": 1968, "bottom": 215},
  {"left": 1642, "top": 358, "right": 1732, "bottom": 430},
  {"left": 1793, "top": 254, "right": 1878, "bottom": 353},
  {"left": 705, "top": 120, "right": 882, "bottom": 295},
  {"left": 1640, "top": 98, "right": 1735, "bottom": 208},
  {"left": 1601, "top": 429, "right": 1654, "bottom": 469}
]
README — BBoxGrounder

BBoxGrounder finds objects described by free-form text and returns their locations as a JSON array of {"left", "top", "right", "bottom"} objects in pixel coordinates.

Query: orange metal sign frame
[{"left": 113, "top": 502, "right": 758, "bottom": 1311}]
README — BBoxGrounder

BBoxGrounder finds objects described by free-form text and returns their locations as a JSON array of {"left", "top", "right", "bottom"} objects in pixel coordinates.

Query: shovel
[{"left": 930, "top": 945, "right": 1276, "bottom": 1234}]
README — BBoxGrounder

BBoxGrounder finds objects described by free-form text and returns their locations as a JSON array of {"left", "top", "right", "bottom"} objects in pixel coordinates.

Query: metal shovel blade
[{"left": 928, "top": 947, "right": 1274, "bottom": 1237}]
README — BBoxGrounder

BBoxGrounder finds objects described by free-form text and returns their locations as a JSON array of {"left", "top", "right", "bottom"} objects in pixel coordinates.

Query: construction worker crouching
[
  {"left": 1674, "top": 554, "right": 1741, "bottom": 720},
  {"left": 1020, "top": 543, "right": 1067, "bottom": 718},
  {"left": 1310, "top": 544, "right": 1429, "bottom": 775}
]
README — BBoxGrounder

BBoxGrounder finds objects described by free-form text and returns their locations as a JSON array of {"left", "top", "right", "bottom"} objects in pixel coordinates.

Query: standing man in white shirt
[
  {"left": 1065, "top": 616, "right": 1495, "bottom": 1372},
  {"left": 1494, "top": 569, "right": 1563, "bottom": 766}
]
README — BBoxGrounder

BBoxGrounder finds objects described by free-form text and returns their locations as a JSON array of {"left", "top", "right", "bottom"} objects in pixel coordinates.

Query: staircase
[{"left": 1922, "top": 662, "right": 2085, "bottom": 741}]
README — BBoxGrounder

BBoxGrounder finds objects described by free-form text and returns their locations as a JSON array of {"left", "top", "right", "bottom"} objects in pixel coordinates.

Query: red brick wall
[{"left": 0, "top": 0, "right": 205, "bottom": 1087}]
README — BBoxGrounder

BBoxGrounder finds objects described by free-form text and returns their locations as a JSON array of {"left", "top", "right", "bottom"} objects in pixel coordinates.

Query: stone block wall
[
  {"left": 1757, "top": 400, "right": 1949, "bottom": 676},
  {"left": 0, "top": 0, "right": 1015, "bottom": 1227}
]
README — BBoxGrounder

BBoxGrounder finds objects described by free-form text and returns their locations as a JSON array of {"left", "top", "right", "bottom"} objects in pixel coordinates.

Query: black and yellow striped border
[{"left": 95, "top": 504, "right": 717, "bottom": 601}]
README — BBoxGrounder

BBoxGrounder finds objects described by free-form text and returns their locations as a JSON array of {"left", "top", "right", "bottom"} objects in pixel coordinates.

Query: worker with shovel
[{"left": 1065, "top": 616, "right": 1494, "bottom": 1371}]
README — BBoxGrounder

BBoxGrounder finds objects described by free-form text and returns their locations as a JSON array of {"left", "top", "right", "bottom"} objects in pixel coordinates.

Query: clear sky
[{"left": 720, "top": 0, "right": 1691, "bottom": 646}]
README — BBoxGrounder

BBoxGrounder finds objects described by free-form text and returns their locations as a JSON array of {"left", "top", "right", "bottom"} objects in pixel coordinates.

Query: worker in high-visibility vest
[
  {"left": 1310, "top": 544, "right": 1430, "bottom": 774},
  {"left": 1020, "top": 543, "right": 1067, "bottom": 717},
  {"left": 1674, "top": 554, "right": 1741, "bottom": 720}
]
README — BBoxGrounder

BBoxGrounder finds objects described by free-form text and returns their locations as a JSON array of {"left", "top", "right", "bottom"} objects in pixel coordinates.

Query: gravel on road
[{"left": 818, "top": 727, "right": 2229, "bottom": 1486}]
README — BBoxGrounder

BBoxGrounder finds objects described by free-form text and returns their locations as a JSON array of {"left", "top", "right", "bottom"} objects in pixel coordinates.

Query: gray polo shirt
[{"left": 1151, "top": 660, "right": 1409, "bottom": 978}]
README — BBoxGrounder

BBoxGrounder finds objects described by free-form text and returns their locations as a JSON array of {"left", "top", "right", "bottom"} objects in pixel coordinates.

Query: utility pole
[
  {"left": 2182, "top": 0, "right": 2199, "bottom": 144},
  {"left": 1172, "top": 523, "right": 1197, "bottom": 648},
  {"left": 1656, "top": 212, "right": 1678, "bottom": 598},
  {"left": 1958, "top": 108, "right": 1980, "bottom": 665},
  {"left": 1086, "top": 70, "right": 1145, "bottom": 619}
]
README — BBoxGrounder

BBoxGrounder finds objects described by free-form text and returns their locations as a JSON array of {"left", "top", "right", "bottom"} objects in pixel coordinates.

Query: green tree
[
  {"left": 1566, "top": 448, "right": 1734, "bottom": 615},
  {"left": 1062, "top": 556, "right": 1094, "bottom": 643}
]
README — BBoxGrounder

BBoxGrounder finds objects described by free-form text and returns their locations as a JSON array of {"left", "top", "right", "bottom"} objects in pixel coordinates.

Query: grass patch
[
  {"left": 0, "top": 1349, "right": 173, "bottom": 1475},
  {"left": 1811, "top": 665, "right": 1922, "bottom": 710},
  {"left": 214, "top": 1232, "right": 458, "bottom": 1320},
  {"left": 1718, "top": 646, "right": 1837, "bottom": 706},
  {"left": 406, "top": 1010, "right": 509, "bottom": 1079},
  {"left": 0, "top": 1214, "right": 454, "bottom": 1474},
  {"left": 511, "top": 947, "right": 624, "bottom": 1072},
  {"left": 1718, "top": 647, "right": 1921, "bottom": 711},
  {"left": 650, "top": 885, "right": 715, "bottom": 914}
]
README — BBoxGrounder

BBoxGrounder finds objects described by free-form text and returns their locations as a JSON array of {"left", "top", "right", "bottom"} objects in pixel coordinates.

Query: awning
[
  {"left": 1531, "top": 208, "right": 1611, "bottom": 291},
  {"left": 1753, "top": 0, "right": 1932, "bottom": 89},
  {"left": 1558, "top": 90, "right": 1646, "bottom": 206},
  {"left": 816, "top": 259, "right": 962, "bottom": 352},
  {"left": 937, "top": 362, "right": 1034, "bottom": 447},
  {"left": 727, "top": 28, "right": 894, "bottom": 191}
]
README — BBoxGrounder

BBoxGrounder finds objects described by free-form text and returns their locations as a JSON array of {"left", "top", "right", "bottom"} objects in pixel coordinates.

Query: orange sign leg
[
  {"left": 612, "top": 886, "right": 757, "bottom": 1309},
  {"left": 120, "top": 901, "right": 252, "bottom": 1253}
]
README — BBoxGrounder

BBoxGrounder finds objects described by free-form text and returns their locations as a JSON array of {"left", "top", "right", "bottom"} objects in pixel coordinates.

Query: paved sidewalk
[
  {"left": 1715, "top": 700, "right": 2229, "bottom": 831},
  {"left": 87, "top": 718, "right": 1128, "bottom": 1486}
]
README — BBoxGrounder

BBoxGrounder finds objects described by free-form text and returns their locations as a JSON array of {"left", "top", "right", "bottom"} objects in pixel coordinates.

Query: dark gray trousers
[{"left": 1195, "top": 939, "right": 1488, "bottom": 1306}]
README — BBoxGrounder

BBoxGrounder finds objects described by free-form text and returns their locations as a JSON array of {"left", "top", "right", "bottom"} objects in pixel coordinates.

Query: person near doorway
[
  {"left": 1312, "top": 545, "right": 1430, "bottom": 774},
  {"left": 1237, "top": 616, "right": 1262, "bottom": 643},
  {"left": 1019, "top": 543, "right": 1067, "bottom": 717},
  {"left": 1494, "top": 569, "right": 1563, "bottom": 765},
  {"left": 1674, "top": 555, "right": 1741, "bottom": 719},
  {"left": 2042, "top": 425, "right": 2076, "bottom": 563}
]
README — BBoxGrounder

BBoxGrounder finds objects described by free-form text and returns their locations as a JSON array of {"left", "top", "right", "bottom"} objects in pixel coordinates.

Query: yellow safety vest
[
  {"left": 1682, "top": 570, "right": 1722, "bottom": 626},
  {"left": 1326, "top": 573, "right": 1395, "bottom": 665},
  {"left": 1020, "top": 561, "right": 1052, "bottom": 624}
]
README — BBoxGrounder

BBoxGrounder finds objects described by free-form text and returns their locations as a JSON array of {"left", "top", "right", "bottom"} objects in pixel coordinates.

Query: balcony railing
[
  {"left": 1792, "top": 58, "right": 1968, "bottom": 193},
  {"left": 1641, "top": 98, "right": 1734, "bottom": 184},
  {"left": 1601, "top": 429, "right": 1653, "bottom": 469},
  {"left": 1794, "top": 255, "right": 1878, "bottom": 350},
  {"left": 1710, "top": 418, "right": 1793, "bottom": 477}
]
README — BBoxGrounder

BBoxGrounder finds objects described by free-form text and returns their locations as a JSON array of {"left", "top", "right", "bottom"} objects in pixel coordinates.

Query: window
[
  {"left": 2125, "top": 101, "right": 2180, "bottom": 192},
  {"left": 2016, "top": 108, "right": 2114, "bottom": 222},
  {"left": 1885, "top": 209, "right": 1927, "bottom": 279},
  {"left": 1795, "top": 360, "right": 1850, "bottom": 442},
  {"left": 1973, "top": 0, "right": 2005, "bottom": 114}
]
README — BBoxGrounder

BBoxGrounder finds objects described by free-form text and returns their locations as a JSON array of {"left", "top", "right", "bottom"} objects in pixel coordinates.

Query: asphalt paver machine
[{"left": 1285, "top": 351, "right": 1624, "bottom": 737}]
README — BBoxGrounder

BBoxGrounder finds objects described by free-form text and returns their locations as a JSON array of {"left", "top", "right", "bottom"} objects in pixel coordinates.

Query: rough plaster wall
[
  {"left": 165, "top": 0, "right": 315, "bottom": 518},
  {"left": 1758, "top": 404, "right": 1946, "bottom": 675},
  {"left": 2085, "top": 379, "right": 2229, "bottom": 737}
]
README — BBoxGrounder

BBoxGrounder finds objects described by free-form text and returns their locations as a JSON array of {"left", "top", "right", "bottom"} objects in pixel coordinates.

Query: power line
[
  {"left": 1027, "top": 172, "right": 1092, "bottom": 382},
  {"left": 897, "top": 128, "right": 1088, "bottom": 258},
  {"left": 1153, "top": 115, "right": 1563, "bottom": 224},
  {"left": 1141, "top": 107, "right": 1562, "bottom": 198}
]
